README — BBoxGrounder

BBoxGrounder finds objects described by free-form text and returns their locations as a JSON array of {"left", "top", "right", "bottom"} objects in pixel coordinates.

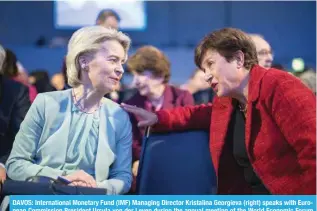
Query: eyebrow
[
  {"left": 202, "top": 58, "right": 212, "bottom": 67},
  {"left": 107, "top": 55, "right": 125, "bottom": 62}
]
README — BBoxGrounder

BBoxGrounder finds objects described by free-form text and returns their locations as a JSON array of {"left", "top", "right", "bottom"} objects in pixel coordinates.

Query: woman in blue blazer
[{"left": 6, "top": 26, "right": 133, "bottom": 195}]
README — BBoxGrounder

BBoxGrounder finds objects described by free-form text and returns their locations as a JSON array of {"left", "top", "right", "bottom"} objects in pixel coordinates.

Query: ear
[
  {"left": 234, "top": 50, "right": 245, "bottom": 69},
  {"left": 78, "top": 55, "right": 89, "bottom": 70}
]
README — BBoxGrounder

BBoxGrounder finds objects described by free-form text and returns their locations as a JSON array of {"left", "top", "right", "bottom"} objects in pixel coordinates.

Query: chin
[
  {"left": 138, "top": 89, "right": 148, "bottom": 97},
  {"left": 97, "top": 86, "right": 113, "bottom": 95},
  {"left": 216, "top": 89, "right": 230, "bottom": 97}
]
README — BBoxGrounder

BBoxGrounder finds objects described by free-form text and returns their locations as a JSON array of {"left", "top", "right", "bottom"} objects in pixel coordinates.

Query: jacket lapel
[
  {"left": 210, "top": 97, "right": 233, "bottom": 171},
  {"left": 95, "top": 102, "right": 115, "bottom": 182},
  {"left": 39, "top": 92, "right": 72, "bottom": 167},
  {"left": 245, "top": 65, "right": 269, "bottom": 158}
]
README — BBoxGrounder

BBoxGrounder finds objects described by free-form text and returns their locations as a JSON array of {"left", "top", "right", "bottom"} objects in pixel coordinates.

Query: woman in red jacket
[{"left": 121, "top": 28, "right": 316, "bottom": 195}]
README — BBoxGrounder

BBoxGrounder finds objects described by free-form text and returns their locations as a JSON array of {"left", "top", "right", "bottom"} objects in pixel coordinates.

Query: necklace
[
  {"left": 238, "top": 103, "right": 247, "bottom": 114},
  {"left": 72, "top": 89, "right": 101, "bottom": 114}
]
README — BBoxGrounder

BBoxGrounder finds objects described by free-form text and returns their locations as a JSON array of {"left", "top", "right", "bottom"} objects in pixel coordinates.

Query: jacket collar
[{"left": 248, "top": 64, "right": 269, "bottom": 102}]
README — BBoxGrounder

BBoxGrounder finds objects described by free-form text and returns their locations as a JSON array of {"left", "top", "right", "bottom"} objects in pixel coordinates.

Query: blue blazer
[
  {"left": 0, "top": 75, "right": 30, "bottom": 164},
  {"left": 6, "top": 89, "right": 132, "bottom": 194}
]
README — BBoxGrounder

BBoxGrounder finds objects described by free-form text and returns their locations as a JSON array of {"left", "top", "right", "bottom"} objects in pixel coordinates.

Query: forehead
[
  {"left": 252, "top": 37, "right": 271, "bottom": 51},
  {"left": 201, "top": 50, "right": 221, "bottom": 65},
  {"left": 104, "top": 16, "right": 118, "bottom": 23},
  {"left": 133, "top": 70, "right": 154, "bottom": 76},
  {"left": 99, "top": 40, "right": 125, "bottom": 58}
]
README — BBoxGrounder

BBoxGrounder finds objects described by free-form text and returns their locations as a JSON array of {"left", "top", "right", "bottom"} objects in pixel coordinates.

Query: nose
[
  {"left": 267, "top": 53, "right": 273, "bottom": 62},
  {"left": 114, "top": 65, "right": 124, "bottom": 76},
  {"left": 204, "top": 73, "right": 212, "bottom": 83}
]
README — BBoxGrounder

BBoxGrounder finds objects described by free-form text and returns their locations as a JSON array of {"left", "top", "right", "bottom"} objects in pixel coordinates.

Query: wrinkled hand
[
  {"left": 64, "top": 170, "right": 97, "bottom": 188},
  {"left": 69, "top": 181, "right": 90, "bottom": 187},
  {"left": 0, "top": 166, "right": 6, "bottom": 183},
  {"left": 132, "top": 160, "right": 139, "bottom": 177},
  {"left": 121, "top": 103, "right": 158, "bottom": 127}
]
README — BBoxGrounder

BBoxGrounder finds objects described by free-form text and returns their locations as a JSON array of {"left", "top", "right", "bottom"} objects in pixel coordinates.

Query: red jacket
[{"left": 154, "top": 65, "right": 316, "bottom": 194}]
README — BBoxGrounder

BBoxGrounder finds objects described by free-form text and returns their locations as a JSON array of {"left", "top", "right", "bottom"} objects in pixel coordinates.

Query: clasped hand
[{"left": 63, "top": 170, "right": 97, "bottom": 188}]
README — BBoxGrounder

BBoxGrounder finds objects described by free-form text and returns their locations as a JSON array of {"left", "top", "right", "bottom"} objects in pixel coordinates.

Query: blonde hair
[
  {"left": 0, "top": 44, "right": 5, "bottom": 72},
  {"left": 66, "top": 26, "right": 131, "bottom": 87},
  {"left": 248, "top": 33, "right": 265, "bottom": 40}
]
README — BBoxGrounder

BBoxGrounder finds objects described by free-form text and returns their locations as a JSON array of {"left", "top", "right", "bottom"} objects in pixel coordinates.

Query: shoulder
[
  {"left": 263, "top": 68, "right": 302, "bottom": 86},
  {"left": 38, "top": 89, "right": 71, "bottom": 101},
  {"left": 32, "top": 89, "right": 72, "bottom": 111},
  {"left": 101, "top": 97, "right": 130, "bottom": 120},
  {"left": 261, "top": 68, "right": 310, "bottom": 97},
  {"left": 2, "top": 76, "right": 28, "bottom": 93},
  {"left": 166, "top": 85, "right": 194, "bottom": 103},
  {"left": 168, "top": 85, "right": 194, "bottom": 105},
  {"left": 168, "top": 85, "right": 191, "bottom": 97},
  {"left": 123, "top": 91, "right": 145, "bottom": 107},
  {"left": 257, "top": 68, "right": 315, "bottom": 112}
]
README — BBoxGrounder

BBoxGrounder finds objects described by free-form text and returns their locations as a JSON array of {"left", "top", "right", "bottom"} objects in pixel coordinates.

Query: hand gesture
[{"left": 121, "top": 103, "right": 158, "bottom": 127}]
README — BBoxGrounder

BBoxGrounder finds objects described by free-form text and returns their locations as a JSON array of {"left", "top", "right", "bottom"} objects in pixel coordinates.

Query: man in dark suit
[{"left": 0, "top": 45, "right": 30, "bottom": 182}]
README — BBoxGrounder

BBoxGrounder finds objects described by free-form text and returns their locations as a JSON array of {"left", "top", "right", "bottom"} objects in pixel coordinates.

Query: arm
[
  {"left": 270, "top": 76, "right": 316, "bottom": 193},
  {"left": 0, "top": 85, "right": 30, "bottom": 164},
  {"left": 6, "top": 94, "right": 66, "bottom": 180},
  {"left": 153, "top": 104, "right": 212, "bottom": 132},
  {"left": 97, "top": 112, "right": 132, "bottom": 195}
]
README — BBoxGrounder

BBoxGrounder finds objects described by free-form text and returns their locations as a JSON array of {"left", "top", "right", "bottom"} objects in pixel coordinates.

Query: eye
[
  {"left": 109, "top": 58, "right": 118, "bottom": 63},
  {"left": 208, "top": 61, "right": 214, "bottom": 67}
]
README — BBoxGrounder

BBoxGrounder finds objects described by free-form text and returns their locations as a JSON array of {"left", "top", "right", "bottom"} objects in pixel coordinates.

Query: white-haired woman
[{"left": 6, "top": 26, "right": 133, "bottom": 195}]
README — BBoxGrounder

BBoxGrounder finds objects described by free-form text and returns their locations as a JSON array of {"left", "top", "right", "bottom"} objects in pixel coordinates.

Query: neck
[
  {"left": 73, "top": 85, "right": 104, "bottom": 112},
  {"left": 148, "top": 84, "right": 166, "bottom": 102},
  {"left": 232, "top": 69, "right": 250, "bottom": 106}
]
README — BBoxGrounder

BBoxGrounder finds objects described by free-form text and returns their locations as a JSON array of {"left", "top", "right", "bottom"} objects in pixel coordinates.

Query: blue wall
[{"left": 0, "top": 1, "right": 315, "bottom": 84}]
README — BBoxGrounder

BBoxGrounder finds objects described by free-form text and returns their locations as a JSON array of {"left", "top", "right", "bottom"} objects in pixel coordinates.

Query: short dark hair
[
  {"left": 195, "top": 28, "right": 258, "bottom": 70},
  {"left": 127, "top": 46, "right": 171, "bottom": 83},
  {"left": 96, "top": 9, "right": 120, "bottom": 23}
]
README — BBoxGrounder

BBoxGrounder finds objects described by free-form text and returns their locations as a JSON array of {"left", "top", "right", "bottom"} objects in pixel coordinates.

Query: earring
[{"left": 82, "top": 65, "right": 89, "bottom": 72}]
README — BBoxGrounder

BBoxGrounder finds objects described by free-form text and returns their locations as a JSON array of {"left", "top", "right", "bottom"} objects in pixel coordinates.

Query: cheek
[{"left": 149, "top": 78, "right": 163, "bottom": 87}]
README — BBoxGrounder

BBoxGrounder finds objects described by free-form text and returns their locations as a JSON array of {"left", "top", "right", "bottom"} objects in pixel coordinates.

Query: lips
[
  {"left": 211, "top": 83, "right": 218, "bottom": 91},
  {"left": 211, "top": 83, "right": 218, "bottom": 90},
  {"left": 109, "top": 77, "right": 120, "bottom": 82}
]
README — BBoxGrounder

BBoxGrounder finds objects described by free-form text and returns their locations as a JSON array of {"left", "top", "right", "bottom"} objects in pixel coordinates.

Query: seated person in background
[
  {"left": 180, "top": 68, "right": 214, "bottom": 104},
  {"left": 249, "top": 34, "right": 273, "bottom": 69},
  {"left": 29, "top": 70, "right": 56, "bottom": 93},
  {"left": 5, "top": 26, "right": 133, "bottom": 195},
  {"left": 296, "top": 69, "right": 316, "bottom": 95},
  {"left": 0, "top": 44, "right": 31, "bottom": 182},
  {"left": 51, "top": 73, "right": 66, "bottom": 91},
  {"left": 96, "top": 9, "right": 120, "bottom": 30},
  {"left": 1, "top": 48, "right": 37, "bottom": 102},
  {"left": 124, "top": 45, "right": 194, "bottom": 180}
]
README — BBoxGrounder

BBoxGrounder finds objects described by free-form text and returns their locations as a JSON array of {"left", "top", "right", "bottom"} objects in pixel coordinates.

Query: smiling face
[
  {"left": 81, "top": 40, "right": 126, "bottom": 94},
  {"left": 132, "top": 70, "right": 164, "bottom": 97},
  {"left": 200, "top": 50, "right": 245, "bottom": 97}
]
